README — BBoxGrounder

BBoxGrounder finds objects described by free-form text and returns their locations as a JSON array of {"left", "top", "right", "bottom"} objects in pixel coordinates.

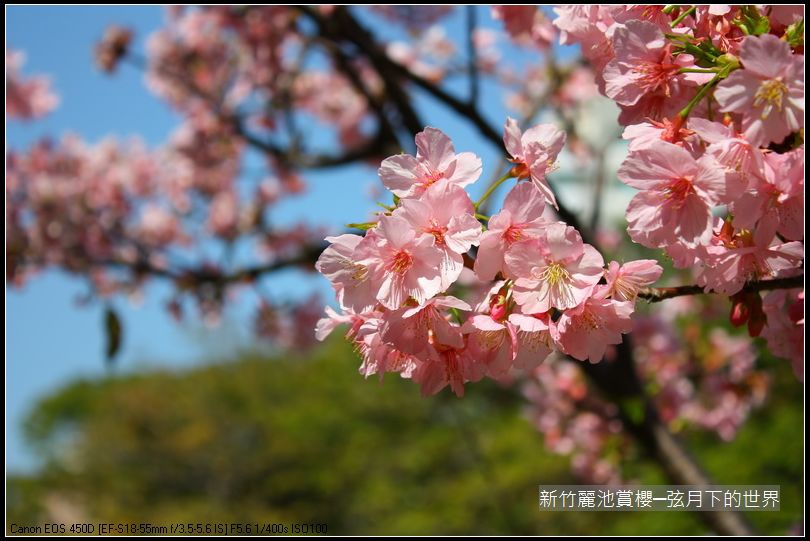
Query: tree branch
[
  {"left": 625, "top": 400, "right": 757, "bottom": 535},
  {"left": 575, "top": 339, "right": 757, "bottom": 535},
  {"left": 638, "top": 275, "right": 804, "bottom": 303},
  {"left": 126, "top": 51, "right": 394, "bottom": 171}
]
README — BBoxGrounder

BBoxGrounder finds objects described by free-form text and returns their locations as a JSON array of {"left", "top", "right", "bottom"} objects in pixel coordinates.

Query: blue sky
[{"left": 7, "top": 6, "right": 585, "bottom": 472}]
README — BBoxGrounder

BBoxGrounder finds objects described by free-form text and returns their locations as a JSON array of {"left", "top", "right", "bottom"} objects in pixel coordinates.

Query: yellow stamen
[{"left": 754, "top": 78, "right": 788, "bottom": 119}]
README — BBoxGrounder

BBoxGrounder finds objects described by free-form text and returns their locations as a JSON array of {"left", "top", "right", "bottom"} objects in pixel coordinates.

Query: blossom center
[
  {"left": 754, "top": 78, "right": 787, "bottom": 118},
  {"left": 579, "top": 310, "right": 602, "bottom": 330},
  {"left": 520, "top": 329, "right": 553, "bottom": 352},
  {"left": 636, "top": 59, "right": 679, "bottom": 96},
  {"left": 510, "top": 161, "right": 531, "bottom": 179},
  {"left": 341, "top": 258, "right": 369, "bottom": 282},
  {"left": 388, "top": 249, "right": 413, "bottom": 274},
  {"left": 424, "top": 218, "right": 447, "bottom": 246},
  {"left": 534, "top": 261, "right": 572, "bottom": 286},
  {"left": 422, "top": 169, "right": 445, "bottom": 187},
  {"left": 532, "top": 262, "right": 576, "bottom": 308},
  {"left": 503, "top": 224, "right": 524, "bottom": 245},
  {"left": 477, "top": 329, "right": 505, "bottom": 349},
  {"left": 610, "top": 274, "right": 644, "bottom": 301},
  {"left": 664, "top": 176, "right": 696, "bottom": 208}
]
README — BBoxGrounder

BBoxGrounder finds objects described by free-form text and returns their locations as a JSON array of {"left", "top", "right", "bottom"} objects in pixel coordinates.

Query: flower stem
[
  {"left": 474, "top": 172, "right": 513, "bottom": 209},
  {"left": 670, "top": 6, "right": 697, "bottom": 28},
  {"left": 666, "top": 33, "right": 719, "bottom": 62},
  {"left": 678, "top": 73, "right": 721, "bottom": 119},
  {"left": 678, "top": 67, "right": 720, "bottom": 74}
]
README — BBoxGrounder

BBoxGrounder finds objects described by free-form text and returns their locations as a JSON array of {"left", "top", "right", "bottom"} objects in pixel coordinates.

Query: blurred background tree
[{"left": 7, "top": 337, "right": 803, "bottom": 535}]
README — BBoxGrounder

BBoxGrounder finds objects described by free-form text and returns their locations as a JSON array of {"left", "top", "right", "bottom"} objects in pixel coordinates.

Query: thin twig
[{"left": 638, "top": 275, "right": 804, "bottom": 302}]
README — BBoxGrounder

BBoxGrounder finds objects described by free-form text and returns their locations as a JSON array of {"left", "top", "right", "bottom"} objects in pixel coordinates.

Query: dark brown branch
[
  {"left": 233, "top": 121, "right": 392, "bottom": 169},
  {"left": 94, "top": 240, "right": 328, "bottom": 288},
  {"left": 317, "top": 38, "right": 402, "bottom": 151},
  {"left": 638, "top": 275, "right": 804, "bottom": 302},
  {"left": 299, "top": 6, "right": 424, "bottom": 138},
  {"left": 126, "top": 51, "right": 392, "bottom": 171},
  {"left": 626, "top": 400, "right": 757, "bottom": 536}
]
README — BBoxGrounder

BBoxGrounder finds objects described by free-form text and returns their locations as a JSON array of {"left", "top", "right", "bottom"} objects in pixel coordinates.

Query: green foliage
[
  {"left": 7, "top": 339, "right": 804, "bottom": 535},
  {"left": 784, "top": 18, "right": 804, "bottom": 48},
  {"left": 734, "top": 6, "right": 772, "bottom": 36}
]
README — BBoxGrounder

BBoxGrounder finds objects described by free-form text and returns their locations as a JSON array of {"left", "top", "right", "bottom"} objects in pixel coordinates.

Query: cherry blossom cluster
[
  {"left": 523, "top": 296, "right": 769, "bottom": 483},
  {"left": 144, "top": 7, "right": 379, "bottom": 160},
  {"left": 632, "top": 298, "right": 768, "bottom": 441},
  {"left": 5, "top": 132, "right": 322, "bottom": 326},
  {"left": 552, "top": 5, "right": 804, "bottom": 372},
  {"left": 6, "top": 49, "right": 59, "bottom": 120},
  {"left": 316, "top": 125, "right": 663, "bottom": 397},
  {"left": 522, "top": 356, "right": 625, "bottom": 484}
]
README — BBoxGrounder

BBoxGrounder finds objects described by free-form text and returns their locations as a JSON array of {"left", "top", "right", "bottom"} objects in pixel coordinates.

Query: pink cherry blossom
[
  {"left": 293, "top": 70, "right": 371, "bottom": 140},
  {"left": 761, "top": 289, "right": 804, "bottom": 381},
  {"left": 315, "top": 233, "right": 379, "bottom": 313},
  {"left": 381, "top": 295, "right": 470, "bottom": 356},
  {"left": 505, "top": 223, "right": 605, "bottom": 313},
  {"left": 474, "top": 182, "right": 551, "bottom": 281},
  {"left": 207, "top": 190, "right": 239, "bottom": 238},
  {"left": 508, "top": 312, "right": 554, "bottom": 370},
  {"left": 6, "top": 49, "right": 60, "bottom": 120},
  {"left": 411, "top": 341, "right": 484, "bottom": 397},
  {"left": 768, "top": 6, "right": 804, "bottom": 29},
  {"left": 552, "top": 6, "right": 617, "bottom": 76},
  {"left": 692, "top": 6, "right": 745, "bottom": 55},
  {"left": 463, "top": 313, "right": 518, "bottom": 378},
  {"left": 314, "top": 305, "right": 360, "bottom": 342},
  {"left": 714, "top": 34, "right": 804, "bottom": 147},
  {"left": 395, "top": 183, "right": 481, "bottom": 288},
  {"left": 554, "top": 289, "right": 635, "bottom": 362},
  {"left": 619, "top": 141, "right": 729, "bottom": 248},
  {"left": 604, "top": 259, "right": 663, "bottom": 301},
  {"left": 503, "top": 117, "right": 566, "bottom": 208},
  {"left": 603, "top": 20, "right": 708, "bottom": 124},
  {"left": 367, "top": 215, "right": 445, "bottom": 309},
  {"left": 696, "top": 222, "right": 804, "bottom": 296},
  {"left": 731, "top": 148, "right": 804, "bottom": 242},
  {"left": 386, "top": 26, "right": 456, "bottom": 84},
  {"left": 622, "top": 116, "right": 696, "bottom": 152},
  {"left": 688, "top": 118, "right": 764, "bottom": 183},
  {"left": 138, "top": 204, "right": 185, "bottom": 247},
  {"left": 378, "top": 127, "right": 482, "bottom": 198},
  {"left": 523, "top": 356, "right": 625, "bottom": 483},
  {"left": 355, "top": 313, "right": 420, "bottom": 381},
  {"left": 492, "top": 6, "right": 555, "bottom": 49}
]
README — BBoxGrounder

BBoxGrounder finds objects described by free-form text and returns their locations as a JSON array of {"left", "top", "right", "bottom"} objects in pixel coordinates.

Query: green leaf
[
  {"left": 346, "top": 222, "right": 376, "bottom": 231},
  {"left": 104, "top": 306, "right": 122, "bottom": 365},
  {"left": 785, "top": 18, "right": 804, "bottom": 48}
]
